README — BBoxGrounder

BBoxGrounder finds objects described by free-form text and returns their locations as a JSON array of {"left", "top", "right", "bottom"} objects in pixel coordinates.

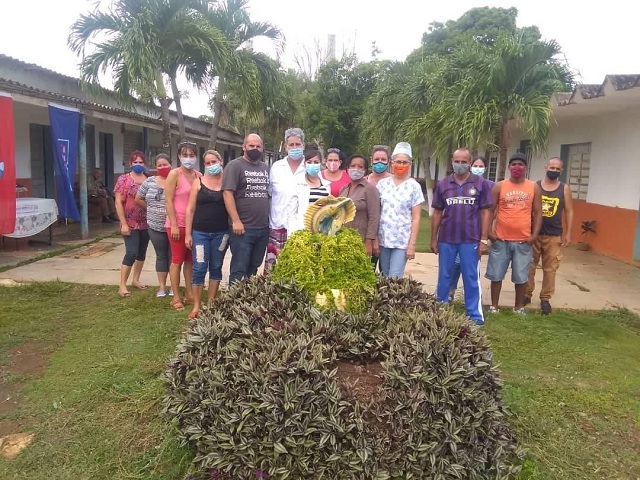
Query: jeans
[
  {"left": 379, "top": 246, "right": 408, "bottom": 278},
  {"left": 122, "top": 229, "right": 150, "bottom": 267},
  {"left": 148, "top": 228, "right": 171, "bottom": 273},
  {"left": 229, "top": 228, "right": 269, "bottom": 284},
  {"left": 191, "top": 230, "right": 229, "bottom": 285},
  {"left": 437, "top": 242, "right": 484, "bottom": 324}
]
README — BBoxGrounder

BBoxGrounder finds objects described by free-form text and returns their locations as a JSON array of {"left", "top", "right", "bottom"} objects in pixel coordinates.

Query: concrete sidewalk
[{"left": 1, "top": 238, "right": 639, "bottom": 314}]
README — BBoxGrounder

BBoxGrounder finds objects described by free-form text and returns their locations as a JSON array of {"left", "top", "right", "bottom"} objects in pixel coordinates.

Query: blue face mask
[
  {"left": 306, "top": 164, "right": 321, "bottom": 177},
  {"left": 372, "top": 162, "right": 388, "bottom": 174},
  {"left": 288, "top": 148, "right": 304, "bottom": 160},
  {"left": 206, "top": 164, "right": 222, "bottom": 176},
  {"left": 131, "top": 164, "right": 146, "bottom": 174},
  {"left": 471, "top": 166, "right": 485, "bottom": 176}
]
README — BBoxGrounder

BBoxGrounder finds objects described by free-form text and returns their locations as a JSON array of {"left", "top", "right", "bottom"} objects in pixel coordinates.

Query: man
[
  {"left": 223, "top": 134, "right": 270, "bottom": 283},
  {"left": 486, "top": 152, "right": 542, "bottom": 314},
  {"left": 89, "top": 168, "right": 117, "bottom": 223},
  {"left": 431, "top": 148, "right": 493, "bottom": 325},
  {"left": 265, "top": 127, "right": 307, "bottom": 272},
  {"left": 525, "top": 157, "right": 574, "bottom": 314}
]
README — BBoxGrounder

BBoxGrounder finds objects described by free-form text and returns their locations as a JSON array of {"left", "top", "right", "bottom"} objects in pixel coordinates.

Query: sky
[{"left": 1, "top": 0, "right": 637, "bottom": 118}]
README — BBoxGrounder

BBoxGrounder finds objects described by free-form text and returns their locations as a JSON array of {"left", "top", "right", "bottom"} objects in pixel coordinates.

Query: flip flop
[
  {"left": 187, "top": 310, "right": 199, "bottom": 319},
  {"left": 118, "top": 291, "right": 131, "bottom": 298},
  {"left": 170, "top": 299, "right": 185, "bottom": 311},
  {"left": 133, "top": 283, "right": 148, "bottom": 290}
]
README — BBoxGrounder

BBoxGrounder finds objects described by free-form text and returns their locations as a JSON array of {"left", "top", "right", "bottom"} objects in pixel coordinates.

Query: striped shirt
[
  {"left": 432, "top": 174, "right": 493, "bottom": 244},
  {"left": 308, "top": 185, "right": 330, "bottom": 203},
  {"left": 138, "top": 176, "right": 167, "bottom": 232}
]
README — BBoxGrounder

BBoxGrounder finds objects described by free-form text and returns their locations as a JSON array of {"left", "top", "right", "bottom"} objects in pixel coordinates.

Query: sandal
[
  {"left": 187, "top": 309, "right": 199, "bottom": 319},
  {"left": 118, "top": 291, "right": 131, "bottom": 298},
  {"left": 132, "top": 282, "right": 148, "bottom": 290},
  {"left": 170, "top": 299, "right": 185, "bottom": 311}
]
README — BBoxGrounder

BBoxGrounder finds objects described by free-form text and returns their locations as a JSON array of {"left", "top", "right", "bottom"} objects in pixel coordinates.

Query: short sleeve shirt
[
  {"left": 114, "top": 173, "right": 147, "bottom": 230},
  {"left": 222, "top": 157, "right": 270, "bottom": 229},
  {"left": 376, "top": 177, "right": 424, "bottom": 249},
  {"left": 432, "top": 174, "right": 493, "bottom": 244}
]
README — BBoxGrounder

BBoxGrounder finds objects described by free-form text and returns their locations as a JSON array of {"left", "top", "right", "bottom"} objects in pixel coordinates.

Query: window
[
  {"left": 519, "top": 140, "right": 533, "bottom": 178},
  {"left": 567, "top": 143, "right": 591, "bottom": 200},
  {"left": 487, "top": 155, "right": 498, "bottom": 181}
]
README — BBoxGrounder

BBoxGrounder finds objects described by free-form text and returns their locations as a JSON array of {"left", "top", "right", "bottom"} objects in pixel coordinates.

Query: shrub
[
  {"left": 271, "top": 229, "right": 376, "bottom": 312},
  {"left": 164, "top": 276, "right": 522, "bottom": 479}
]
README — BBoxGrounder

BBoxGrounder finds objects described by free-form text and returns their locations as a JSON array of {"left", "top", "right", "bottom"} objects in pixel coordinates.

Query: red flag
[{"left": 0, "top": 92, "right": 17, "bottom": 235}]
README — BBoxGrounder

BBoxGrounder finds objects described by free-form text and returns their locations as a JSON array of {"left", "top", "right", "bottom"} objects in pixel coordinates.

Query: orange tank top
[{"left": 495, "top": 179, "right": 536, "bottom": 241}]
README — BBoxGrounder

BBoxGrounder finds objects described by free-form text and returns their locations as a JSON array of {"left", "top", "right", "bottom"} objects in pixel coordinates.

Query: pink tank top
[{"left": 165, "top": 169, "right": 201, "bottom": 228}]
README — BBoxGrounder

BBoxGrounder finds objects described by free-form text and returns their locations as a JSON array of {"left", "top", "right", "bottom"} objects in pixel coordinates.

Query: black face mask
[
  {"left": 546, "top": 171, "right": 561, "bottom": 180},
  {"left": 246, "top": 149, "right": 262, "bottom": 162}
]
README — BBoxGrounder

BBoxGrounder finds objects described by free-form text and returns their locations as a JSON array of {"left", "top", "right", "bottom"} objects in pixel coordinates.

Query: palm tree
[
  {"left": 407, "top": 32, "right": 572, "bottom": 179},
  {"left": 201, "top": 0, "right": 283, "bottom": 149},
  {"left": 68, "top": 0, "right": 230, "bottom": 147}
]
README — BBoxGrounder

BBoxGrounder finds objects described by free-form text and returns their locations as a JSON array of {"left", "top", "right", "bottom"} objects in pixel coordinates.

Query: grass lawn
[
  {"left": 415, "top": 210, "right": 431, "bottom": 252},
  {"left": 1, "top": 282, "right": 639, "bottom": 479}
]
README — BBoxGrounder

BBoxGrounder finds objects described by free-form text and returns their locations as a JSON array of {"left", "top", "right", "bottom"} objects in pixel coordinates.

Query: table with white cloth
[{"left": 3, "top": 197, "right": 58, "bottom": 243}]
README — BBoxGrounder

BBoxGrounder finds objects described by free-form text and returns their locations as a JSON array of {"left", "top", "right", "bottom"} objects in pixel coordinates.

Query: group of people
[
  {"left": 431, "top": 149, "right": 573, "bottom": 325},
  {"left": 109, "top": 129, "right": 425, "bottom": 318}
]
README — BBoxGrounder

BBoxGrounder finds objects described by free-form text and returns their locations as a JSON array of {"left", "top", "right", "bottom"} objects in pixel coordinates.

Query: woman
[
  {"left": 185, "top": 150, "right": 229, "bottom": 319},
  {"left": 285, "top": 149, "right": 330, "bottom": 234},
  {"left": 113, "top": 150, "right": 149, "bottom": 297},
  {"left": 366, "top": 145, "right": 392, "bottom": 187},
  {"left": 339, "top": 154, "right": 381, "bottom": 257},
  {"left": 376, "top": 142, "right": 424, "bottom": 278},
  {"left": 449, "top": 156, "right": 494, "bottom": 301},
  {"left": 136, "top": 154, "right": 172, "bottom": 297},
  {"left": 319, "top": 147, "right": 350, "bottom": 197},
  {"left": 165, "top": 140, "right": 202, "bottom": 311}
]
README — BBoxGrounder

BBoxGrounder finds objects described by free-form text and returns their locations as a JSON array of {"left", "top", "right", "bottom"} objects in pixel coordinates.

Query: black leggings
[{"left": 122, "top": 229, "right": 150, "bottom": 267}]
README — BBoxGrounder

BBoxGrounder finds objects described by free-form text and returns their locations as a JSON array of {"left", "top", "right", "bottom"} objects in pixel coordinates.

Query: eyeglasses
[
  {"left": 393, "top": 160, "right": 411, "bottom": 165},
  {"left": 327, "top": 148, "right": 341, "bottom": 154}
]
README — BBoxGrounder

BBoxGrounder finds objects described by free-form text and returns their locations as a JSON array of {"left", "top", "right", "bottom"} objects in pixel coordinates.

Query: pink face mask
[
  {"left": 326, "top": 160, "right": 340, "bottom": 173},
  {"left": 510, "top": 165, "right": 526, "bottom": 179}
]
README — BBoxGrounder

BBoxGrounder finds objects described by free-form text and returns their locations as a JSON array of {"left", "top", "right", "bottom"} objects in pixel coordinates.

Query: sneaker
[
  {"left": 540, "top": 300, "right": 552, "bottom": 315},
  {"left": 156, "top": 290, "right": 167, "bottom": 298},
  {"left": 523, "top": 296, "right": 532, "bottom": 306},
  {"left": 168, "top": 289, "right": 174, "bottom": 297},
  {"left": 513, "top": 308, "right": 527, "bottom": 315},
  {"left": 488, "top": 306, "right": 499, "bottom": 314}
]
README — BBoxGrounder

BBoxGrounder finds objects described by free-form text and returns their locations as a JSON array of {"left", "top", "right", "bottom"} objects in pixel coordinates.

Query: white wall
[
  {"left": 13, "top": 102, "right": 49, "bottom": 178},
  {"left": 510, "top": 107, "right": 640, "bottom": 211}
]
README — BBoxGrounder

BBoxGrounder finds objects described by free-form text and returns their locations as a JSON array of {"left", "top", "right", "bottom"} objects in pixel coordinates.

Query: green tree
[
  {"left": 68, "top": 0, "right": 230, "bottom": 147},
  {"left": 409, "top": 32, "right": 573, "bottom": 179},
  {"left": 201, "top": 0, "right": 283, "bottom": 149}
]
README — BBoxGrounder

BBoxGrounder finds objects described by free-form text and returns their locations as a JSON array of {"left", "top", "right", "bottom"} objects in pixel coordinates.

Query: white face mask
[{"left": 180, "top": 157, "right": 196, "bottom": 169}]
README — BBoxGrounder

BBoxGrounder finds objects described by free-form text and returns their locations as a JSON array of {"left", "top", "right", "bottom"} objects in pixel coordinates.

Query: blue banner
[{"left": 48, "top": 104, "right": 80, "bottom": 221}]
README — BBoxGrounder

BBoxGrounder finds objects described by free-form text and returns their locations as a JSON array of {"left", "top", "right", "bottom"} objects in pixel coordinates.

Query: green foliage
[
  {"left": 164, "top": 276, "right": 522, "bottom": 478},
  {"left": 272, "top": 228, "right": 376, "bottom": 313}
]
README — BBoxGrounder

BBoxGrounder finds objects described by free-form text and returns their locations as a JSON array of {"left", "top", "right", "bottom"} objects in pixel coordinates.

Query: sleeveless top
[
  {"left": 495, "top": 179, "right": 536, "bottom": 242},
  {"left": 192, "top": 179, "right": 229, "bottom": 233},
  {"left": 539, "top": 181, "right": 565, "bottom": 236},
  {"left": 165, "top": 169, "right": 201, "bottom": 228}
]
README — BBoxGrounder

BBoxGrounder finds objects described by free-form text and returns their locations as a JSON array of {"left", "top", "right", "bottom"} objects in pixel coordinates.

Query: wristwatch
[{"left": 480, "top": 239, "right": 489, "bottom": 245}]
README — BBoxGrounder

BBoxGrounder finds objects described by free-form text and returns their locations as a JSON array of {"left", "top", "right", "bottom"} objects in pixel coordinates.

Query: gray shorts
[{"left": 485, "top": 240, "right": 533, "bottom": 284}]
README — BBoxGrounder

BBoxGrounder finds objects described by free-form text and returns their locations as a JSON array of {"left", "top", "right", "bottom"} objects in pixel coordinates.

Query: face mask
[
  {"left": 452, "top": 163, "right": 470, "bottom": 175},
  {"left": 326, "top": 160, "right": 340, "bottom": 172},
  {"left": 156, "top": 166, "right": 171, "bottom": 178},
  {"left": 131, "top": 164, "right": 146, "bottom": 174},
  {"left": 246, "top": 149, "right": 262, "bottom": 162},
  {"left": 372, "top": 162, "right": 388, "bottom": 174},
  {"left": 306, "top": 164, "right": 321, "bottom": 177},
  {"left": 471, "top": 166, "right": 485, "bottom": 176},
  {"left": 206, "top": 164, "right": 222, "bottom": 176},
  {"left": 510, "top": 165, "right": 526, "bottom": 179},
  {"left": 348, "top": 169, "right": 365, "bottom": 181},
  {"left": 180, "top": 157, "right": 196, "bottom": 169},
  {"left": 288, "top": 148, "right": 304, "bottom": 160},
  {"left": 393, "top": 164, "right": 410, "bottom": 177},
  {"left": 546, "top": 170, "right": 561, "bottom": 180}
]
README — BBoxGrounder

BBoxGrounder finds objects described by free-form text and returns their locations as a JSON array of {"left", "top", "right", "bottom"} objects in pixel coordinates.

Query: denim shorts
[{"left": 485, "top": 240, "right": 533, "bottom": 284}]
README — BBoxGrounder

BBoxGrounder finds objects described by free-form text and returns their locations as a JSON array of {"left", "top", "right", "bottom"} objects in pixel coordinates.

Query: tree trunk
[
  {"left": 155, "top": 71, "right": 171, "bottom": 148},
  {"left": 420, "top": 144, "right": 434, "bottom": 216},
  {"left": 208, "top": 76, "right": 226, "bottom": 149},
  {"left": 497, "top": 119, "right": 510, "bottom": 181},
  {"left": 169, "top": 72, "right": 185, "bottom": 141}
]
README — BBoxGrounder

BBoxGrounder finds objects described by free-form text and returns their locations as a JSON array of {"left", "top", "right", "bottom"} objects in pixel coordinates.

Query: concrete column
[{"left": 78, "top": 114, "right": 89, "bottom": 239}]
